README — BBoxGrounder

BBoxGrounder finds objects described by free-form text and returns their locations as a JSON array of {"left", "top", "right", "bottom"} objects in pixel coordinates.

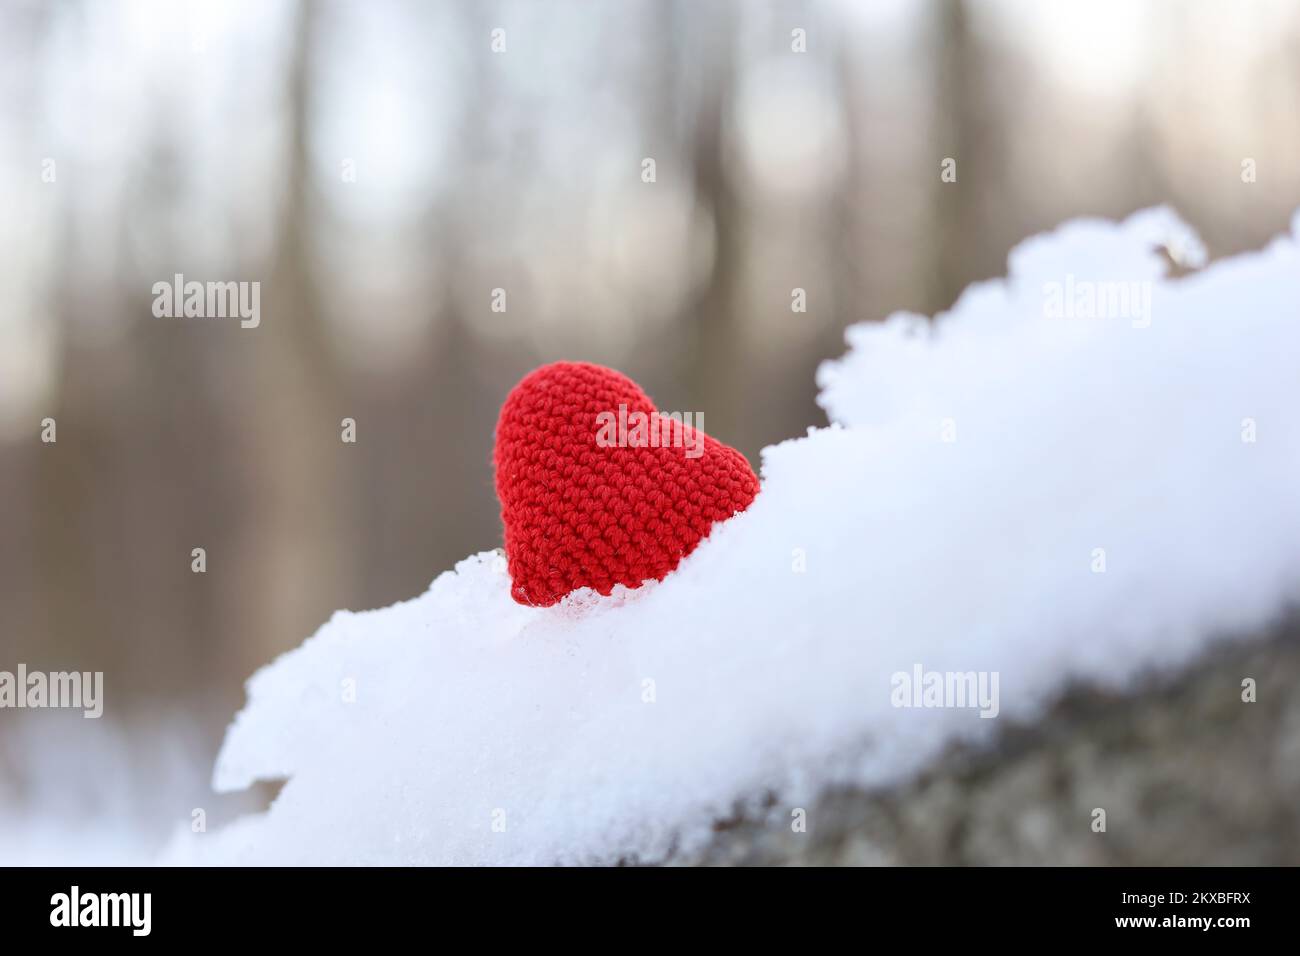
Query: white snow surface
[{"left": 174, "top": 207, "right": 1300, "bottom": 865}]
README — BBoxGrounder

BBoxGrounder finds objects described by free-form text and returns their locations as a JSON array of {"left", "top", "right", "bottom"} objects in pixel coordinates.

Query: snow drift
[{"left": 171, "top": 207, "right": 1300, "bottom": 865}]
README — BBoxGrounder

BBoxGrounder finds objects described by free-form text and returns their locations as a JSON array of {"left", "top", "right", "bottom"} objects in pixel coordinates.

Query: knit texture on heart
[{"left": 494, "top": 361, "right": 761, "bottom": 606}]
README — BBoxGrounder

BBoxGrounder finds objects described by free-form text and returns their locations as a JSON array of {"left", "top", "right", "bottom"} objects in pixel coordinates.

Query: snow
[
  {"left": 170, "top": 207, "right": 1300, "bottom": 865},
  {"left": 0, "top": 711, "right": 215, "bottom": 866}
]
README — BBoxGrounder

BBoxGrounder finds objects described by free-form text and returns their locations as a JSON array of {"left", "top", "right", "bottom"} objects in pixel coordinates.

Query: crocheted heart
[{"left": 494, "top": 361, "right": 760, "bottom": 606}]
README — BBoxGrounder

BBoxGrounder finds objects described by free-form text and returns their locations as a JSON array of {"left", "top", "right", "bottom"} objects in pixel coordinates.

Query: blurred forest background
[{"left": 2, "top": 0, "right": 1300, "bottom": 859}]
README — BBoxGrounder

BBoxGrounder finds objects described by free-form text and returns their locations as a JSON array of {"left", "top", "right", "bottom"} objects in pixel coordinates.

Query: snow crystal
[{"left": 171, "top": 208, "right": 1300, "bottom": 865}]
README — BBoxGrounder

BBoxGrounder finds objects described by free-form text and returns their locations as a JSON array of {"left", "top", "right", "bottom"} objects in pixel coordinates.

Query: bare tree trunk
[
  {"left": 245, "top": 0, "right": 355, "bottom": 661},
  {"left": 679, "top": 1, "right": 745, "bottom": 454},
  {"left": 930, "top": 0, "right": 986, "bottom": 314}
]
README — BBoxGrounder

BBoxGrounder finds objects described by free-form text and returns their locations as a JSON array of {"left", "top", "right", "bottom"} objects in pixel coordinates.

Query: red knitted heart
[{"left": 493, "top": 361, "right": 760, "bottom": 607}]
